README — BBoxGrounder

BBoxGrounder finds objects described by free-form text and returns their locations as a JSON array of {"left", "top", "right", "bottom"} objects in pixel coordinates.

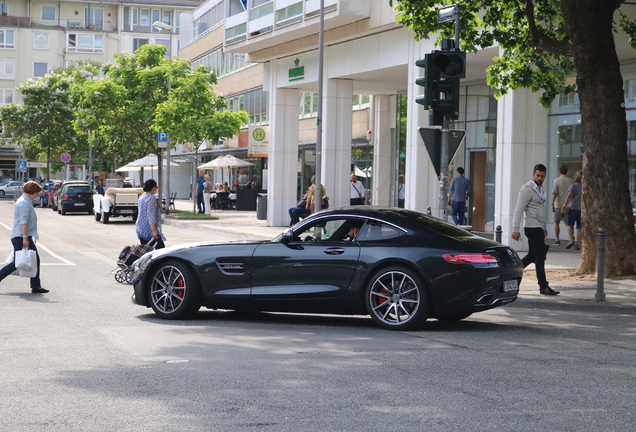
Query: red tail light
[
  {"left": 63, "top": 194, "right": 68, "bottom": 200},
  {"left": 443, "top": 254, "right": 498, "bottom": 263}
]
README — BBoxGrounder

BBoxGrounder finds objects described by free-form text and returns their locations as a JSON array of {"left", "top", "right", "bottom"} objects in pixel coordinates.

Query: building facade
[{"left": 0, "top": 0, "right": 203, "bottom": 179}]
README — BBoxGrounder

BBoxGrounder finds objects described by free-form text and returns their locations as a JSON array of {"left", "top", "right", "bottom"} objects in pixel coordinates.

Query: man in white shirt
[{"left": 350, "top": 174, "right": 365, "bottom": 205}]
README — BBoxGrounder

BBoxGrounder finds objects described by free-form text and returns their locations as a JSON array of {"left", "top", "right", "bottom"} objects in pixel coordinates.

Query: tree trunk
[{"left": 562, "top": 0, "right": 636, "bottom": 276}]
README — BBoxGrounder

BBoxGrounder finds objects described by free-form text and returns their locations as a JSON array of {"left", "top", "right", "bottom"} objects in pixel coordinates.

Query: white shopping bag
[
  {"left": 2, "top": 250, "right": 35, "bottom": 277},
  {"left": 15, "top": 248, "right": 37, "bottom": 273}
]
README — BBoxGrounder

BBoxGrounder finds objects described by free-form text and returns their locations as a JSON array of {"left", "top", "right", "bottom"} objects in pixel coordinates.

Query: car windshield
[{"left": 67, "top": 186, "right": 93, "bottom": 194}]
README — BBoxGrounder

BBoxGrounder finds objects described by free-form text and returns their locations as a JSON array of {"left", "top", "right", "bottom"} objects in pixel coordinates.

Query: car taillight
[
  {"left": 90, "top": 194, "right": 93, "bottom": 198},
  {"left": 443, "top": 254, "right": 498, "bottom": 263},
  {"left": 63, "top": 194, "right": 68, "bottom": 200}
]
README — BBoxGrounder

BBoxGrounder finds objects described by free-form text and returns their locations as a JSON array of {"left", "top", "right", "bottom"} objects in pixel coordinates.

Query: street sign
[
  {"left": 16, "top": 160, "right": 27, "bottom": 172},
  {"left": 60, "top": 152, "right": 71, "bottom": 164},
  {"left": 418, "top": 128, "right": 465, "bottom": 177},
  {"left": 158, "top": 131, "right": 169, "bottom": 142},
  {"left": 28, "top": 161, "right": 47, "bottom": 168},
  {"left": 438, "top": 5, "right": 457, "bottom": 23}
]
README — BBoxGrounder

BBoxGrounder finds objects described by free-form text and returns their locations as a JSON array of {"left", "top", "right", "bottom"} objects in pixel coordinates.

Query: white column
[
  {"left": 372, "top": 95, "right": 394, "bottom": 206},
  {"left": 321, "top": 78, "right": 353, "bottom": 208},
  {"left": 405, "top": 36, "right": 439, "bottom": 213},
  {"left": 267, "top": 84, "right": 299, "bottom": 227},
  {"left": 495, "top": 87, "right": 549, "bottom": 250}
]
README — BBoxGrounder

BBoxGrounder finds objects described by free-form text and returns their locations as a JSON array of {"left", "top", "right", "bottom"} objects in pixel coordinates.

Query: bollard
[
  {"left": 596, "top": 228, "right": 606, "bottom": 301},
  {"left": 495, "top": 225, "right": 502, "bottom": 243},
  {"left": 426, "top": 206, "right": 432, "bottom": 216}
]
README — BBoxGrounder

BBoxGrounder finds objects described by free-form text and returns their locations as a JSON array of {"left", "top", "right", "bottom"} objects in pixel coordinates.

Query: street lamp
[
  {"left": 153, "top": 20, "right": 173, "bottom": 215},
  {"left": 79, "top": 70, "right": 94, "bottom": 184}
]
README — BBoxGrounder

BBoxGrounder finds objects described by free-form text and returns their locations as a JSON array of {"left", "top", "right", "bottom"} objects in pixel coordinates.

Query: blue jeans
[
  {"left": 0, "top": 236, "right": 41, "bottom": 289},
  {"left": 451, "top": 201, "right": 467, "bottom": 225},
  {"left": 289, "top": 206, "right": 310, "bottom": 226}
]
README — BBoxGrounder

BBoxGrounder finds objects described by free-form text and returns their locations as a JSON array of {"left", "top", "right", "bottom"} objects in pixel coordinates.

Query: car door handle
[{"left": 324, "top": 248, "right": 345, "bottom": 255}]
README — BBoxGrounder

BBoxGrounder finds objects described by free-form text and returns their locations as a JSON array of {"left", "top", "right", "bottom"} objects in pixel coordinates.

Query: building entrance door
[{"left": 470, "top": 151, "right": 487, "bottom": 232}]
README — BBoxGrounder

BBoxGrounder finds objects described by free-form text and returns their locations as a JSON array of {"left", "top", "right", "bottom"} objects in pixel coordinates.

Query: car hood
[{"left": 148, "top": 239, "right": 269, "bottom": 260}]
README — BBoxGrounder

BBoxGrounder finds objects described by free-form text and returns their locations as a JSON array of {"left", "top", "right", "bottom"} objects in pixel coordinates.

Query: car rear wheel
[
  {"left": 365, "top": 266, "right": 429, "bottom": 330},
  {"left": 0, "top": 190, "right": 5, "bottom": 197},
  {"left": 148, "top": 260, "right": 202, "bottom": 319}
]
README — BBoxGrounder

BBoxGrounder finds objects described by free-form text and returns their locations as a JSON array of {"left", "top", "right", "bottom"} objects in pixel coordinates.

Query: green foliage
[{"left": 389, "top": 0, "right": 629, "bottom": 107}]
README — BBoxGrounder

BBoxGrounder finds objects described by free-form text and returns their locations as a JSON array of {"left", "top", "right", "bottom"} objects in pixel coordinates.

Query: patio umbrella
[
  {"left": 125, "top": 154, "right": 179, "bottom": 182},
  {"left": 198, "top": 155, "right": 254, "bottom": 185}
]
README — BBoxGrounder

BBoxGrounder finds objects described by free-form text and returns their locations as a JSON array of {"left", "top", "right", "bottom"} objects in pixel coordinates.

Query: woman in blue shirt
[{"left": 0, "top": 181, "right": 48, "bottom": 294}]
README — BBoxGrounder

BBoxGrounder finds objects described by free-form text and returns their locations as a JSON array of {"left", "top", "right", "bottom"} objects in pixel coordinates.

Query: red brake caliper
[{"left": 176, "top": 276, "right": 185, "bottom": 298}]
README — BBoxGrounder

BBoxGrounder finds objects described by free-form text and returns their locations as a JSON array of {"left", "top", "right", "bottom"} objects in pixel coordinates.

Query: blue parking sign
[
  {"left": 158, "top": 131, "right": 169, "bottom": 142},
  {"left": 16, "top": 160, "right": 27, "bottom": 172}
]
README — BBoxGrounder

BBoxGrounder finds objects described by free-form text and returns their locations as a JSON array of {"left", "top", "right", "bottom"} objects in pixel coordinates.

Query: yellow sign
[{"left": 248, "top": 126, "right": 269, "bottom": 157}]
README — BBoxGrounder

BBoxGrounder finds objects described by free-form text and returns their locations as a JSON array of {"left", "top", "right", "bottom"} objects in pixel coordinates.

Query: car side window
[
  {"left": 295, "top": 218, "right": 352, "bottom": 242},
  {"left": 356, "top": 221, "right": 404, "bottom": 242}
]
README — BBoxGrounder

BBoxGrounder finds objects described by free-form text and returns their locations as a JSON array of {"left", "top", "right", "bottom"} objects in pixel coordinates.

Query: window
[
  {"left": 356, "top": 221, "right": 405, "bottom": 242},
  {"left": 85, "top": 7, "right": 104, "bottom": 30},
  {"left": 33, "top": 32, "right": 49, "bottom": 50},
  {"left": 67, "top": 33, "right": 103, "bottom": 53},
  {"left": 33, "top": 62, "right": 48, "bottom": 78},
  {"left": 175, "top": 11, "right": 181, "bottom": 28},
  {"left": 133, "top": 37, "right": 149, "bottom": 52},
  {"left": 42, "top": 5, "right": 56, "bottom": 21},
  {"left": 299, "top": 92, "right": 318, "bottom": 117},
  {"left": 0, "top": 3, "right": 8, "bottom": 15},
  {"left": 226, "top": 88, "right": 267, "bottom": 125},
  {"left": 152, "top": 10, "right": 160, "bottom": 32},
  {"left": 0, "top": 59, "right": 14, "bottom": 79},
  {"left": 162, "top": 10, "right": 172, "bottom": 26},
  {"left": 155, "top": 38, "right": 171, "bottom": 57},
  {"left": 223, "top": 52, "right": 246, "bottom": 74},
  {"left": 0, "top": 30, "right": 15, "bottom": 49},
  {"left": 140, "top": 9, "right": 150, "bottom": 26},
  {"left": 132, "top": 8, "right": 139, "bottom": 25},
  {"left": 225, "top": 23, "right": 247, "bottom": 41},
  {"left": 276, "top": 2, "right": 303, "bottom": 23},
  {"left": 250, "top": 1, "right": 274, "bottom": 20}
]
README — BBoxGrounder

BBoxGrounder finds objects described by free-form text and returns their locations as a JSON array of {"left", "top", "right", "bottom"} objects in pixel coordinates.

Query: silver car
[{"left": 0, "top": 181, "right": 23, "bottom": 197}]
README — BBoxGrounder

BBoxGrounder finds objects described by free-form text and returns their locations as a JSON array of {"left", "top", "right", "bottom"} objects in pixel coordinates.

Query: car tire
[
  {"left": 0, "top": 190, "right": 5, "bottom": 197},
  {"left": 94, "top": 211, "right": 101, "bottom": 222},
  {"left": 102, "top": 211, "right": 109, "bottom": 224},
  {"left": 148, "top": 259, "right": 202, "bottom": 320},
  {"left": 365, "top": 266, "right": 429, "bottom": 330}
]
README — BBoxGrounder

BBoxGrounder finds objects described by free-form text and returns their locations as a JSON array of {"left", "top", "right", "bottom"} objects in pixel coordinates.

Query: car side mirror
[{"left": 281, "top": 229, "right": 293, "bottom": 243}]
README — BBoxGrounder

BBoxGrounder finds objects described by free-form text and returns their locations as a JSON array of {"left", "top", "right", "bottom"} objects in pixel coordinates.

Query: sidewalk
[{"left": 163, "top": 199, "right": 636, "bottom": 315}]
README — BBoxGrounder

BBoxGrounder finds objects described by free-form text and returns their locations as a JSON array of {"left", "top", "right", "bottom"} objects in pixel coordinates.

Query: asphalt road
[{"left": 1, "top": 201, "right": 635, "bottom": 431}]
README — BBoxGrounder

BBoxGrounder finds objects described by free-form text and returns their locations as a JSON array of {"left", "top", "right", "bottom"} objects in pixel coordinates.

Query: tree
[
  {"left": 391, "top": 0, "right": 636, "bottom": 276},
  {"left": 1, "top": 71, "right": 82, "bottom": 177}
]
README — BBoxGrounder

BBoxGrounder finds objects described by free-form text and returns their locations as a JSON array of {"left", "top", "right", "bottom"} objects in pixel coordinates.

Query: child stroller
[{"left": 112, "top": 239, "right": 157, "bottom": 284}]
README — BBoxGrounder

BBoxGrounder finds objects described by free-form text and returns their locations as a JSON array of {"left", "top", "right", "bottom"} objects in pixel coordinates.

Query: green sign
[
  {"left": 399, "top": 150, "right": 406, "bottom": 159},
  {"left": 289, "top": 58, "right": 305, "bottom": 81}
]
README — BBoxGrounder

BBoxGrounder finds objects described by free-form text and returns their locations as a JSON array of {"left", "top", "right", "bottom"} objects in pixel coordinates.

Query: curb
[{"left": 506, "top": 298, "right": 636, "bottom": 315}]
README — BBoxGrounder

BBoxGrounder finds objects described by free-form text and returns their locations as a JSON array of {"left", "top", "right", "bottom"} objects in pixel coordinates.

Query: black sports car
[{"left": 131, "top": 208, "right": 523, "bottom": 330}]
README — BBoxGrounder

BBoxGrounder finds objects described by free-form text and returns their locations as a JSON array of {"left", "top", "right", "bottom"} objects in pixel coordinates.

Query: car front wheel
[
  {"left": 0, "top": 190, "right": 6, "bottom": 197},
  {"left": 365, "top": 266, "right": 429, "bottom": 330},
  {"left": 148, "top": 260, "right": 202, "bottom": 319}
]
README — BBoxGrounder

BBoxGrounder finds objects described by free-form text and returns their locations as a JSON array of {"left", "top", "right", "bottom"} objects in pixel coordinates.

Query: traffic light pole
[{"left": 439, "top": 115, "right": 450, "bottom": 221}]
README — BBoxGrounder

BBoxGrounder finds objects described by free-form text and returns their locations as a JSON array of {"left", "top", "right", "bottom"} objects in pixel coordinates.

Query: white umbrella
[
  {"left": 115, "top": 165, "right": 142, "bottom": 172},
  {"left": 126, "top": 154, "right": 178, "bottom": 167},
  {"left": 198, "top": 155, "right": 254, "bottom": 170},
  {"left": 354, "top": 165, "right": 367, "bottom": 178}
]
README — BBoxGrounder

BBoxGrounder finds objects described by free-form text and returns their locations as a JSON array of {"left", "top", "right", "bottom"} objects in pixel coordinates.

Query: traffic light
[
  {"left": 414, "top": 54, "right": 437, "bottom": 108},
  {"left": 415, "top": 47, "right": 465, "bottom": 122}
]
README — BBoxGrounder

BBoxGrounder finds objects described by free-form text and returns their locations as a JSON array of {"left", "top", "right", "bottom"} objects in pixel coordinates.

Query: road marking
[{"left": 0, "top": 222, "right": 76, "bottom": 266}]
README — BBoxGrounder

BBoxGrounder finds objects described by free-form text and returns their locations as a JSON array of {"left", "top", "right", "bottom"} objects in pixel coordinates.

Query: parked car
[
  {"left": 0, "top": 180, "right": 24, "bottom": 197},
  {"left": 56, "top": 182, "right": 94, "bottom": 215},
  {"left": 52, "top": 180, "right": 89, "bottom": 212},
  {"left": 33, "top": 183, "right": 51, "bottom": 207},
  {"left": 131, "top": 207, "right": 523, "bottom": 329},
  {"left": 48, "top": 182, "right": 62, "bottom": 209}
]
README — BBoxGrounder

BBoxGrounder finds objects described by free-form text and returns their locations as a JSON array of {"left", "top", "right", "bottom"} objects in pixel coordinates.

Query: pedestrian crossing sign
[{"left": 16, "top": 160, "right": 27, "bottom": 172}]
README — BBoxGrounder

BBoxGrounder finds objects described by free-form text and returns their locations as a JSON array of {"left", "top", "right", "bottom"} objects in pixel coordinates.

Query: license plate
[
  {"left": 503, "top": 280, "right": 518, "bottom": 292},
  {"left": 74, "top": 203, "right": 86, "bottom": 206}
]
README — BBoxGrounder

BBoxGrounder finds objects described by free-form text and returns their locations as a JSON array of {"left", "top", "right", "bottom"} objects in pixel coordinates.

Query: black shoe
[
  {"left": 566, "top": 242, "right": 574, "bottom": 249},
  {"left": 31, "top": 288, "right": 49, "bottom": 294},
  {"left": 539, "top": 286, "right": 560, "bottom": 296}
]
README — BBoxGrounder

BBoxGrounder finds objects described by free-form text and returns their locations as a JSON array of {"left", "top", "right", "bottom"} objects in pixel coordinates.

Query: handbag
[{"left": 561, "top": 206, "right": 570, "bottom": 215}]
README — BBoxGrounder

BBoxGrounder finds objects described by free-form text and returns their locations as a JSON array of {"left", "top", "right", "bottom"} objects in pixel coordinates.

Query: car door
[{"left": 250, "top": 216, "right": 363, "bottom": 304}]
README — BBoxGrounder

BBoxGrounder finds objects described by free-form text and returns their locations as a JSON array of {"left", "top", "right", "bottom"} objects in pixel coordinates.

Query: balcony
[
  {"left": 224, "top": 0, "right": 370, "bottom": 54},
  {"left": 0, "top": 15, "right": 118, "bottom": 32}
]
